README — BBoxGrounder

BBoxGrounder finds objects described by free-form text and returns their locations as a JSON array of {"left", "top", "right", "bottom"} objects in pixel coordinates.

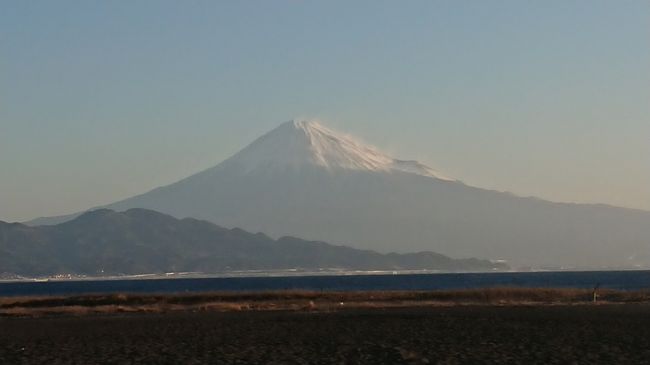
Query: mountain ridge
[{"left": 0, "top": 208, "right": 506, "bottom": 276}]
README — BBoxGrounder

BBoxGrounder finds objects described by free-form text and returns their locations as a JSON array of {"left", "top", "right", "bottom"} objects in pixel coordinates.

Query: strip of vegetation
[{"left": 2, "top": 288, "right": 649, "bottom": 317}]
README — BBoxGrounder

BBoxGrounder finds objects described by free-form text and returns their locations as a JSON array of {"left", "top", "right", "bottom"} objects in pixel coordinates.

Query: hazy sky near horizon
[{"left": 1, "top": 0, "right": 649, "bottom": 222}]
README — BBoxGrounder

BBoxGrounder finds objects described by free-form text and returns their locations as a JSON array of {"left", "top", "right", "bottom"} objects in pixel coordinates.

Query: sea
[{"left": 1, "top": 270, "right": 650, "bottom": 297}]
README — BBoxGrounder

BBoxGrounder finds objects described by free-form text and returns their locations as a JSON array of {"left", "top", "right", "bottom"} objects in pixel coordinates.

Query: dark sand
[{"left": 2, "top": 305, "right": 650, "bottom": 364}]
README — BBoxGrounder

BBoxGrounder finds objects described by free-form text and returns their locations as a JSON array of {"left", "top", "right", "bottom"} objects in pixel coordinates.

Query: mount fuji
[{"left": 28, "top": 120, "right": 650, "bottom": 269}]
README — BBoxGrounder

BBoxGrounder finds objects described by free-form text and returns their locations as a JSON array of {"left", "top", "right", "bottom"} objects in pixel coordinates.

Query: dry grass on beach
[{"left": 2, "top": 287, "right": 650, "bottom": 317}]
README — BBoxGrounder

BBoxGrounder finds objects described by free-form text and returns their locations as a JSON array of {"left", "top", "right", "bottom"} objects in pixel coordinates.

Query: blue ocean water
[{"left": 1, "top": 271, "right": 649, "bottom": 297}]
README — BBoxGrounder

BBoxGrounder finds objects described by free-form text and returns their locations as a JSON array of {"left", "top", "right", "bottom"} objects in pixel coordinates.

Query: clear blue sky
[{"left": 1, "top": 0, "right": 649, "bottom": 222}]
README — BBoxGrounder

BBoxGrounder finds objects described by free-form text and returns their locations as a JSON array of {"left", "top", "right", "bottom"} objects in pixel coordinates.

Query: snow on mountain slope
[{"left": 223, "top": 120, "right": 453, "bottom": 180}]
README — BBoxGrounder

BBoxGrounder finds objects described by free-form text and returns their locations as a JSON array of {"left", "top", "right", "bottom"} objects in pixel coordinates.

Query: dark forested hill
[{"left": 2, "top": 209, "right": 506, "bottom": 276}]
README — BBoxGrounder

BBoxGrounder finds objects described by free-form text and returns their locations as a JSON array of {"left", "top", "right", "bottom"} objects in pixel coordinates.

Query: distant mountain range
[
  {"left": 1, "top": 208, "right": 506, "bottom": 276},
  {"left": 27, "top": 120, "right": 650, "bottom": 269}
]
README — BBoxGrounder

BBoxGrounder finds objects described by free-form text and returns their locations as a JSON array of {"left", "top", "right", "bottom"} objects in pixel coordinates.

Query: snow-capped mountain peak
[
  {"left": 224, "top": 119, "right": 452, "bottom": 180},
  {"left": 25, "top": 119, "right": 650, "bottom": 269}
]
